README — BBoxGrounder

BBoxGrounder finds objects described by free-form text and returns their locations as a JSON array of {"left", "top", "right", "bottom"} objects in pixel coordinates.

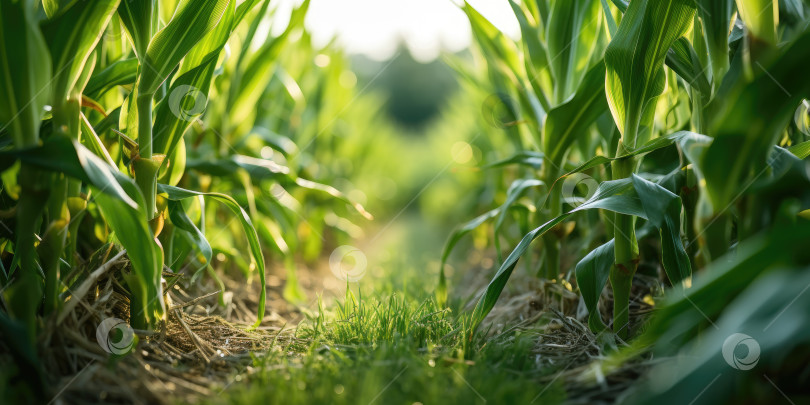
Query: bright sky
[{"left": 274, "top": 0, "right": 519, "bottom": 62}]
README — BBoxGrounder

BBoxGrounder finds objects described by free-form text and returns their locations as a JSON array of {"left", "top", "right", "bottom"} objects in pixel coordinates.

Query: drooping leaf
[
  {"left": 575, "top": 239, "right": 614, "bottom": 332},
  {"left": 0, "top": 135, "right": 137, "bottom": 208},
  {"left": 167, "top": 199, "right": 211, "bottom": 273},
  {"left": 665, "top": 38, "right": 711, "bottom": 96},
  {"left": 158, "top": 184, "right": 266, "bottom": 328},
  {"left": 470, "top": 174, "right": 692, "bottom": 330},
  {"left": 85, "top": 58, "right": 138, "bottom": 99}
]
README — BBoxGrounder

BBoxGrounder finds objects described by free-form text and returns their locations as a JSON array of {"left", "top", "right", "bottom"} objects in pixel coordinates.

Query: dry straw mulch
[
  {"left": 28, "top": 244, "right": 297, "bottom": 404},
  {"left": 454, "top": 253, "right": 662, "bottom": 404}
]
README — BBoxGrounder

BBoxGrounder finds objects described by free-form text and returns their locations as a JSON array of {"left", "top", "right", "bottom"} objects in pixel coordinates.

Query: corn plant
[
  {"left": 446, "top": 0, "right": 810, "bottom": 339},
  {"left": 0, "top": 0, "right": 371, "bottom": 364}
]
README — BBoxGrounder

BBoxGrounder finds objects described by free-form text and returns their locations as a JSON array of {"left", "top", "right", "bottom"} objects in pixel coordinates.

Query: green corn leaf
[
  {"left": 736, "top": 0, "right": 778, "bottom": 45},
  {"left": 545, "top": 131, "right": 699, "bottom": 206},
  {"left": 704, "top": 28, "right": 810, "bottom": 210},
  {"left": 79, "top": 112, "right": 116, "bottom": 167},
  {"left": 167, "top": 199, "right": 211, "bottom": 273},
  {"left": 230, "top": 0, "right": 310, "bottom": 124},
  {"left": 41, "top": 0, "right": 120, "bottom": 103},
  {"left": 644, "top": 220, "right": 810, "bottom": 354},
  {"left": 609, "top": 0, "right": 629, "bottom": 13},
  {"left": 95, "top": 185, "right": 164, "bottom": 328},
  {"left": 157, "top": 184, "right": 266, "bottom": 328},
  {"left": 696, "top": 0, "right": 734, "bottom": 84},
  {"left": 575, "top": 239, "right": 614, "bottom": 332},
  {"left": 0, "top": 135, "right": 137, "bottom": 208},
  {"left": 494, "top": 179, "right": 545, "bottom": 261},
  {"left": 138, "top": 0, "right": 230, "bottom": 96},
  {"left": 600, "top": 0, "right": 619, "bottom": 37},
  {"left": 604, "top": 0, "right": 696, "bottom": 145},
  {"left": 665, "top": 38, "right": 712, "bottom": 96},
  {"left": 437, "top": 206, "right": 502, "bottom": 306},
  {"left": 152, "top": 0, "right": 238, "bottom": 156},
  {"left": 0, "top": 0, "right": 52, "bottom": 147},
  {"left": 508, "top": 0, "right": 552, "bottom": 107},
  {"left": 484, "top": 151, "right": 544, "bottom": 170},
  {"left": 85, "top": 58, "right": 138, "bottom": 99},
  {"left": 42, "top": 0, "right": 77, "bottom": 17},
  {"left": 546, "top": 0, "right": 602, "bottom": 104},
  {"left": 543, "top": 62, "right": 609, "bottom": 163},
  {"left": 118, "top": 0, "right": 158, "bottom": 60},
  {"left": 439, "top": 210, "right": 502, "bottom": 287},
  {"left": 185, "top": 156, "right": 373, "bottom": 220},
  {"left": 788, "top": 140, "right": 810, "bottom": 159},
  {"left": 631, "top": 175, "right": 691, "bottom": 284},
  {"left": 470, "top": 174, "right": 691, "bottom": 330},
  {"left": 463, "top": 2, "right": 522, "bottom": 78}
]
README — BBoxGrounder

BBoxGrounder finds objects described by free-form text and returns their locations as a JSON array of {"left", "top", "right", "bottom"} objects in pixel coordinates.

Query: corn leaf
[
  {"left": 546, "top": 0, "right": 601, "bottom": 104},
  {"left": 118, "top": 0, "right": 158, "bottom": 59},
  {"left": 484, "top": 151, "right": 544, "bottom": 170},
  {"left": 544, "top": 62, "right": 608, "bottom": 163},
  {"left": 85, "top": 58, "right": 138, "bottom": 99},
  {"left": 158, "top": 184, "right": 266, "bottom": 328},
  {"left": 167, "top": 199, "right": 211, "bottom": 273},
  {"left": 494, "top": 179, "right": 545, "bottom": 261},
  {"left": 788, "top": 140, "right": 810, "bottom": 159},
  {"left": 604, "top": 0, "right": 696, "bottom": 143},
  {"left": 139, "top": 0, "right": 230, "bottom": 96},
  {"left": 0, "top": 0, "right": 52, "bottom": 147},
  {"left": 665, "top": 38, "right": 711, "bottom": 96},
  {"left": 471, "top": 174, "right": 691, "bottom": 330},
  {"left": 575, "top": 239, "right": 614, "bottom": 332},
  {"left": 696, "top": 0, "right": 735, "bottom": 84},
  {"left": 152, "top": 0, "right": 240, "bottom": 156},
  {"left": 95, "top": 186, "right": 164, "bottom": 327},
  {"left": 704, "top": 28, "right": 810, "bottom": 210},
  {"left": 41, "top": 0, "right": 120, "bottom": 102},
  {"left": 0, "top": 135, "right": 137, "bottom": 208}
]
